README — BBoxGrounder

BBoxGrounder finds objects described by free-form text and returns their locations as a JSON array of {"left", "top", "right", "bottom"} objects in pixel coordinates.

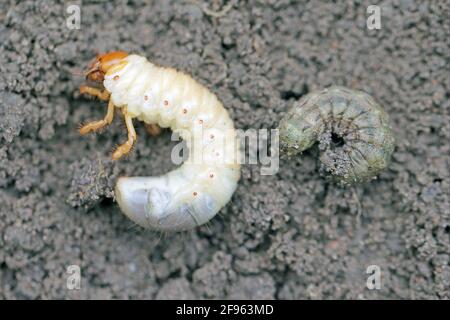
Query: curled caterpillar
[
  {"left": 279, "top": 86, "right": 395, "bottom": 185},
  {"left": 78, "top": 51, "right": 240, "bottom": 231}
]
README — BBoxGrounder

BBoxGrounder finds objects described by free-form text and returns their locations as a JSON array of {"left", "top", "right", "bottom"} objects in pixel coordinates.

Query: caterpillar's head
[{"left": 85, "top": 51, "right": 128, "bottom": 83}]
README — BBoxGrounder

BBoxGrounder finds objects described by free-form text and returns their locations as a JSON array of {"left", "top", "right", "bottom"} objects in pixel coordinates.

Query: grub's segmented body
[
  {"left": 103, "top": 55, "right": 240, "bottom": 231},
  {"left": 279, "top": 86, "right": 394, "bottom": 185}
]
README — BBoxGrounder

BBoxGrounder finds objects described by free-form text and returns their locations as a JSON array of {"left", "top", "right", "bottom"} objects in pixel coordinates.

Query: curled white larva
[{"left": 102, "top": 54, "right": 240, "bottom": 231}]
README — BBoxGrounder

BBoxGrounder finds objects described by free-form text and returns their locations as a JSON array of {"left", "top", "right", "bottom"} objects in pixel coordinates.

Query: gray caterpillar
[{"left": 279, "top": 86, "right": 395, "bottom": 185}]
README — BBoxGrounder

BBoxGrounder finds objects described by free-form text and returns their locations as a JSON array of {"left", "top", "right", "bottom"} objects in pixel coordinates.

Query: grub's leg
[
  {"left": 112, "top": 108, "right": 137, "bottom": 160},
  {"left": 79, "top": 99, "right": 115, "bottom": 135},
  {"left": 145, "top": 123, "right": 162, "bottom": 136},
  {"left": 80, "top": 85, "right": 110, "bottom": 101}
]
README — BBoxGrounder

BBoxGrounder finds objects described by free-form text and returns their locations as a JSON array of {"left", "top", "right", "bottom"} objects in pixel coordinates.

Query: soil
[{"left": 0, "top": 0, "right": 448, "bottom": 299}]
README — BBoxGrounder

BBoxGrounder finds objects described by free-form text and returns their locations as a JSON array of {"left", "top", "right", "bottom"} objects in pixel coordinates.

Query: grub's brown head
[{"left": 85, "top": 51, "right": 128, "bottom": 82}]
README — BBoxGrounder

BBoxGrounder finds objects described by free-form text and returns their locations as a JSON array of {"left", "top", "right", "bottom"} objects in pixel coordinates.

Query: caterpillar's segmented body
[
  {"left": 82, "top": 53, "right": 240, "bottom": 231},
  {"left": 279, "top": 86, "right": 394, "bottom": 185}
]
